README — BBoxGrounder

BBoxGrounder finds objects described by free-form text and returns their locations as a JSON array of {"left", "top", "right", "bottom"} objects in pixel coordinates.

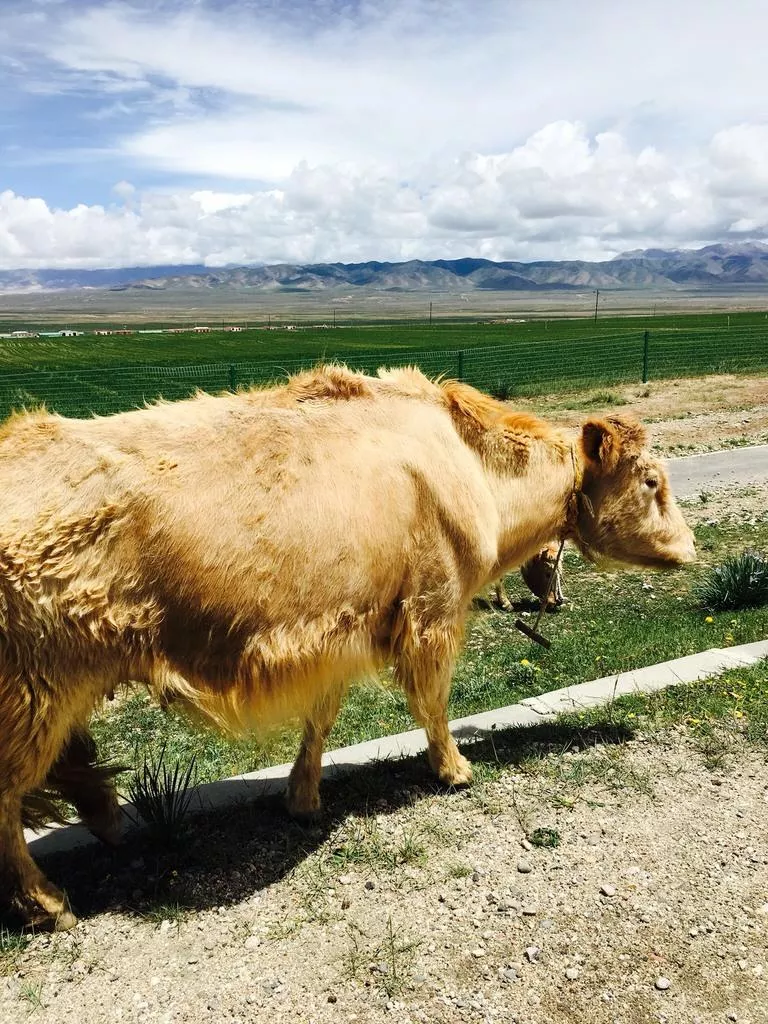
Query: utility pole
[
  {"left": 593, "top": 290, "right": 600, "bottom": 322},
  {"left": 333, "top": 308, "right": 336, "bottom": 328},
  {"left": 429, "top": 301, "right": 433, "bottom": 325}
]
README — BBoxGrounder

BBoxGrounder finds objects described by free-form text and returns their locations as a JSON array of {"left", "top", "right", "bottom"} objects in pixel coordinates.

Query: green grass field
[
  {"left": 0, "top": 311, "right": 767, "bottom": 419},
  {"left": 91, "top": 509, "right": 768, "bottom": 790},
  {"left": 1, "top": 310, "right": 767, "bottom": 370}
]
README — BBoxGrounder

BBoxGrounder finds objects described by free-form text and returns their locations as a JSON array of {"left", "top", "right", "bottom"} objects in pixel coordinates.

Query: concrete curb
[{"left": 26, "top": 639, "right": 768, "bottom": 859}]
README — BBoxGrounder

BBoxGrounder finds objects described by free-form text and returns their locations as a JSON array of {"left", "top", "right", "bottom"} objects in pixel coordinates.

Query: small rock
[
  {"left": 517, "top": 860, "right": 533, "bottom": 874},
  {"left": 600, "top": 884, "right": 617, "bottom": 898},
  {"left": 726, "top": 1014, "right": 738, "bottom": 1022},
  {"left": 565, "top": 967, "right": 580, "bottom": 981},
  {"left": 327, "top": 994, "right": 337, "bottom": 1004},
  {"left": 521, "top": 839, "right": 534, "bottom": 852},
  {"left": 522, "top": 905, "right": 538, "bottom": 916},
  {"left": 339, "top": 875, "right": 353, "bottom": 886},
  {"left": 364, "top": 880, "right": 376, "bottom": 891},
  {"left": 525, "top": 946, "right": 540, "bottom": 963},
  {"left": 244, "top": 936, "right": 261, "bottom": 951},
  {"left": 471, "top": 948, "right": 486, "bottom": 958},
  {"left": 655, "top": 977, "right": 671, "bottom": 991},
  {"left": 500, "top": 967, "right": 518, "bottom": 984},
  {"left": 158, "top": 919, "right": 172, "bottom": 935}
]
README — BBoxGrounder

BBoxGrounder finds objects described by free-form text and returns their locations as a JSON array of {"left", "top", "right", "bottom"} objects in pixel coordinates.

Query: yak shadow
[{"left": 10, "top": 716, "right": 635, "bottom": 931}]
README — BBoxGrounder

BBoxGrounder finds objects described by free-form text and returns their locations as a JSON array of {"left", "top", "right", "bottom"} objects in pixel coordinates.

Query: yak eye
[{"left": 645, "top": 477, "right": 658, "bottom": 489}]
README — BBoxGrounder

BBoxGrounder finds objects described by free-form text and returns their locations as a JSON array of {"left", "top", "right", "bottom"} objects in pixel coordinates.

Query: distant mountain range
[{"left": 1, "top": 243, "right": 767, "bottom": 295}]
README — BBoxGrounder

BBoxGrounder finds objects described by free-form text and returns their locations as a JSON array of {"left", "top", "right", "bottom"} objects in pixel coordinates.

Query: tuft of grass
[
  {"left": 695, "top": 550, "right": 768, "bottom": 610},
  {"left": 569, "top": 390, "right": 629, "bottom": 409},
  {"left": 18, "top": 981, "right": 44, "bottom": 1014},
  {"left": 327, "top": 816, "right": 427, "bottom": 872},
  {"left": 127, "top": 742, "right": 197, "bottom": 845},
  {"left": 143, "top": 902, "right": 190, "bottom": 928},
  {"left": 528, "top": 826, "right": 561, "bottom": 848},
  {"left": 0, "top": 926, "right": 28, "bottom": 977}
]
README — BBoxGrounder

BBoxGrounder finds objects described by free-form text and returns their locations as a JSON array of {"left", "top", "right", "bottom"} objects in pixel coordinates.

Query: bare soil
[
  {"left": 518, "top": 374, "right": 768, "bottom": 456},
  {"left": 3, "top": 729, "right": 766, "bottom": 1024}
]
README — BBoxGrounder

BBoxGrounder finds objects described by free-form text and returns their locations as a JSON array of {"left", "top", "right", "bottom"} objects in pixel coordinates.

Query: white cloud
[
  {"left": 1, "top": 1, "right": 768, "bottom": 266},
  {"left": 1, "top": 121, "right": 767, "bottom": 269}
]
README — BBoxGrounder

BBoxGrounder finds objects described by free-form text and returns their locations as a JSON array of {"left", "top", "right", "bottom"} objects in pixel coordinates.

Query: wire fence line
[{"left": 0, "top": 326, "right": 767, "bottom": 421}]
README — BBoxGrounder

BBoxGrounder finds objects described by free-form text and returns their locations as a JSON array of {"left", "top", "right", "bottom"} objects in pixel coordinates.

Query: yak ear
[
  {"left": 605, "top": 413, "right": 647, "bottom": 454},
  {"left": 580, "top": 418, "right": 620, "bottom": 472}
]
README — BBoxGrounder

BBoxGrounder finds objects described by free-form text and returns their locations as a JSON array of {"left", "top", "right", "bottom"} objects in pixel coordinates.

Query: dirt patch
[
  {"left": 517, "top": 374, "right": 768, "bottom": 456},
  {"left": 679, "top": 482, "right": 768, "bottom": 527},
  {"left": 3, "top": 729, "right": 767, "bottom": 1024}
]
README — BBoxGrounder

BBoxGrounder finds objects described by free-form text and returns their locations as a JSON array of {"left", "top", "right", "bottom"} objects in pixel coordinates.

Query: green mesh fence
[{"left": 0, "top": 325, "right": 766, "bottom": 420}]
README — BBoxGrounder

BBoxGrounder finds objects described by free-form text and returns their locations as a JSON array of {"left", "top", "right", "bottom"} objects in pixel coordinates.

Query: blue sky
[{"left": 1, "top": 0, "right": 767, "bottom": 268}]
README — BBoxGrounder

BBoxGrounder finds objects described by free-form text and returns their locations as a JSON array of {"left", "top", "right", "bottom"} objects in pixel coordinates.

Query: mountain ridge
[{"left": 1, "top": 243, "right": 767, "bottom": 294}]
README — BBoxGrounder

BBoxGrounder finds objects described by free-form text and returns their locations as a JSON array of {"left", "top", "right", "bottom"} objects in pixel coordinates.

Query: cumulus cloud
[
  {"left": 1, "top": 1, "right": 767, "bottom": 266},
  {"left": 2, "top": 121, "right": 768, "bottom": 269}
]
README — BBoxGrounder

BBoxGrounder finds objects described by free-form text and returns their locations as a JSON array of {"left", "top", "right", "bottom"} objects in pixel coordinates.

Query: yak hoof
[
  {"left": 437, "top": 754, "right": 473, "bottom": 788},
  {"left": 286, "top": 802, "right": 323, "bottom": 826},
  {"left": 53, "top": 909, "right": 78, "bottom": 932},
  {"left": 285, "top": 788, "right": 323, "bottom": 824}
]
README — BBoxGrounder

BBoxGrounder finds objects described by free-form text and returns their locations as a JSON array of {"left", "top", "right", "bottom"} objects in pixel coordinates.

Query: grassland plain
[
  {"left": 0, "top": 311, "right": 767, "bottom": 417},
  {"left": 90, "top": 489, "right": 768, "bottom": 791}
]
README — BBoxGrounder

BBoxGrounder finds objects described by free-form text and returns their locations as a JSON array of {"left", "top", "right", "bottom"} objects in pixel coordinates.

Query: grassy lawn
[{"left": 92, "top": 510, "right": 768, "bottom": 791}]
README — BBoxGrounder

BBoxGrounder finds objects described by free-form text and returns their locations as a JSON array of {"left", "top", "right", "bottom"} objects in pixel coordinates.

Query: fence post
[
  {"left": 457, "top": 349, "right": 465, "bottom": 381},
  {"left": 642, "top": 331, "right": 649, "bottom": 383},
  {"left": 229, "top": 364, "right": 237, "bottom": 392}
]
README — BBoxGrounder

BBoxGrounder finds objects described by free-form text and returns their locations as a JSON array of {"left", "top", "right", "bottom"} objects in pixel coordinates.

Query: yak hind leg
[
  {"left": 44, "top": 729, "right": 123, "bottom": 847},
  {"left": 286, "top": 684, "right": 346, "bottom": 821},
  {"left": 395, "top": 627, "right": 472, "bottom": 788}
]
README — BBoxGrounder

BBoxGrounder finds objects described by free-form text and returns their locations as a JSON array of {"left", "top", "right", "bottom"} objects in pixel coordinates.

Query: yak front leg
[
  {"left": 286, "top": 684, "right": 346, "bottom": 821},
  {"left": 396, "top": 630, "right": 472, "bottom": 787},
  {"left": 0, "top": 792, "right": 77, "bottom": 931}
]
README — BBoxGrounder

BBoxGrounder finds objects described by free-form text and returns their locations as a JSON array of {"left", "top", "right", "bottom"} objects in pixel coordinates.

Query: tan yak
[{"left": 0, "top": 365, "right": 695, "bottom": 930}]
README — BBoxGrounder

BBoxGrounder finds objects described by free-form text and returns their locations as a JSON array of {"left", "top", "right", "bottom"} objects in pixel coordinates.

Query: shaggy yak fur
[{"left": 0, "top": 364, "right": 696, "bottom": 930}]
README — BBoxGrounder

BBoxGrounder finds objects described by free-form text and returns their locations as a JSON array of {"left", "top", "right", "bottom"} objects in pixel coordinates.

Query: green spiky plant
[
  {"left": 695, "top": 550, "right": 768, "bottom": 611},
  {"left": 127, "top": 742, "right": 198, "bottom": 846}
]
